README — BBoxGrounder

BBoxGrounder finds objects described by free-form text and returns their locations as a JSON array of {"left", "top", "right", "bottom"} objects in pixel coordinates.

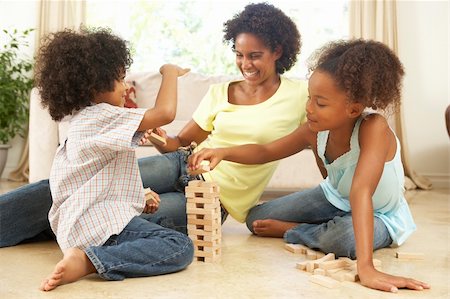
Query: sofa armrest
[{"left": 28, "top": 88, "right": 59, "bottom": 182}]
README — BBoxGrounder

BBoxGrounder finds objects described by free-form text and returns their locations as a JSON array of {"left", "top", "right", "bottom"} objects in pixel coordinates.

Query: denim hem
[{"left": 84, "top": 247, "right": 109, "bottom": 280}]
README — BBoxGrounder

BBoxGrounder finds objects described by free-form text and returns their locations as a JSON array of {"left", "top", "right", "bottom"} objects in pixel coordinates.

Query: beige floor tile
[{"left": 0, "top": 180, "right": 448, "bottom": 298}]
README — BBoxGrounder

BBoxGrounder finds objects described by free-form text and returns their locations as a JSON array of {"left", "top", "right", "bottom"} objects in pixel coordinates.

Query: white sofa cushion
[{"left": 29, "top": 71, "right": 323, "bottom": 190}]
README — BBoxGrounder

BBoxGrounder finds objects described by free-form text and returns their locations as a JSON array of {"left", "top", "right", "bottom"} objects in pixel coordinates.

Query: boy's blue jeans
[
  {"left": 0, "top": 150, "right": 227, "bottom": 247},
  {"left": 246, "top": 185, "right": 392, "bottom": 259},
  {"left": 86, "top": 216, "right": 193, "bottom": 280}
]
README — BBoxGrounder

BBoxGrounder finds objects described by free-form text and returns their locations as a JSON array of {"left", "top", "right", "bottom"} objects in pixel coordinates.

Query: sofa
[{"left": 29, "top": 71, "right": 323, "bottom": 190}]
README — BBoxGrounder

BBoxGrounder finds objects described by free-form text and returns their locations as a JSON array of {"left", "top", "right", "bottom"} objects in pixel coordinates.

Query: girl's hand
[
  {"left": 358, "top": 264, "right": 430, "bottom": 293},
  {"left": 188, "top": 148, "right": 224, "bottom": 172},
  {"left": 159, "top": 64, "right": 190, "bottom": 77},
  {"left": 143, "top": 189, "right": 161, "bottom": 214}
]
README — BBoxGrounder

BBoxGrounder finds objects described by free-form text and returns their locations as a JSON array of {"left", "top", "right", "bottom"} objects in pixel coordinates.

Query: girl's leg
[
  {"left": 0, "top": 179, "right": 55, "bottom": 247},
  {"left": 285, "top": 215, "right": 392, "bottom": 258},
  {"left": 86, "top": 216, "right": 194, "bottom": 280},
  {"left": 245, "top": 186, "right": 346, "bottom": 235}
]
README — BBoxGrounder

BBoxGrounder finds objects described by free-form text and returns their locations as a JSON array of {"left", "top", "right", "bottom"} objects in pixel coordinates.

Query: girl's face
[
  {"left": 234, "top": 33, "right": 282, "bottom": 86},
  {"left": 306, "top": 70, "right": 361, "bottom": 132},
  {"left": 95, "top": 79, "right": 127, "bottom": 107}
]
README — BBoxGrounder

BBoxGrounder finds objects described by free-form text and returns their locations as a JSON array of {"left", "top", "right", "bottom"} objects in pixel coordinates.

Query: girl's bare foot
[
  {"left": 40, "top": 248, "right": 96, "bottom": 291},
  {"left": 252, "top": 219, "right": 299, "bottom": 237}
]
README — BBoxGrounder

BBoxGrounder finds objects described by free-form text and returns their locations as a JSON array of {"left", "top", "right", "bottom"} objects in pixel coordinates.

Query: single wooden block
[
  {"left": 186, "top": 201, "right": 220, "bottom": 210},
  {"left": 187, "top": 213, "right": 221, "bottom": 221},
  {"left": 306, "top": 249, "right": 317, "bottom": 260},
  {"left": 193, "top": 239, "right": 221, "bottom": 247},
  {"left": 187, "top": 217, "right": 220, "bottom": 226},
  {"left": 309, "top": 275, "right": 340, "bottom": 289},
  {"left": 313, "top": 253, "right": 336, "bottom": 268},
  {"left": 148, "top": 131, "right": 167, "bottom": 146},
  {"left": 318, "top": 259, "right": 347, "bottom": 270},
  {"left": 187, "top": 164, "right": 210, "bottom": 175},
  {"left": 396, "top": 252, "right": 425, "bottom": 260},
  {"left": 144, "top": 188, "right": 157, "bottom": 204},
  {"left": 187, "top": 196, "right": 219, "bottom": 204},
  {"left": 186, "top": 206, "right": 221, "bottom": 215},
  {"left": 189, "top": 233, "right": 221, "bottom": 242},
  {"left": 296, "top": 261, "right": 308, "bottom": 270},
  {"left": 313, "top": 268, "right": 326, "bottom": 276},
  {"left": 285, "top": 243, "right": 308, "bottom": 254}
]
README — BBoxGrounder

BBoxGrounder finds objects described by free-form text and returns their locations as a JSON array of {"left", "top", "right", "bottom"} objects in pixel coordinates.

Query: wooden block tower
[{"left": 185, "top": 180, "right": 221, "bottom": 262}]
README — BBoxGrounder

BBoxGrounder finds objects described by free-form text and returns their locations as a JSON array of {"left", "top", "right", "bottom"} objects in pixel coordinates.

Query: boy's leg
[
  {"left": 245, "top": 186, "right": 347, "bottom": 235},
  {"left": 85, "top": 216, "right": 194, "bottom": 281},
  {"left": 285, "top": 215, "right": 392, "bottom": 258},
  {"left": 0, "top": 179, "right": 54, "bottom": 247},
  {"left": 140, "top": 191, "right": 188, "bottom": 233}
]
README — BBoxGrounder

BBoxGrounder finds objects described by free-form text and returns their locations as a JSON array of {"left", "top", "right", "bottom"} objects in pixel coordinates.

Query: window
[{"left": 86, "top": 0, "right": 348, "bottom": 77}]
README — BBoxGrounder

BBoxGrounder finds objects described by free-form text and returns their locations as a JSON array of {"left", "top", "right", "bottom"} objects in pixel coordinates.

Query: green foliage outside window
[{"left": 0, "top": 29, "right": 34, "bottom": 144}]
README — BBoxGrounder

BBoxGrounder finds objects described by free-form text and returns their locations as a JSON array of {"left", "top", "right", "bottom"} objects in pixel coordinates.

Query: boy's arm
[
  {"left": 350, "top": 115, "right": 429, "bottom": 292},
  {"left": 137, "top": 64, "right": 190, "bottom": 131},
  {"left": 189, "top": 123, "right": 313, "bottom": 170}
]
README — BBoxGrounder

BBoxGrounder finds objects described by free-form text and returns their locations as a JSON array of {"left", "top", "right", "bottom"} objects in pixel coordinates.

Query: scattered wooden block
[
  {"left": 306, "top": 249, "right": 318, "bottom": 260},
  {"left": 309, "top": 274, "right": 340, "bottom": 289},
  {"left": 396, "top": 251, "right": 424, "bottom": 260},
  {"left": 285, "top": 243, "right": 308, "bottom": 254},
  {"left": 148, "top": 131, "right": 167, "bottom": 146},
  {"left": 313, "top": 253, "right": 336, "bottom": 268},
  {"left": 318, "top": 259, "right": 347, "bottom": 270}
]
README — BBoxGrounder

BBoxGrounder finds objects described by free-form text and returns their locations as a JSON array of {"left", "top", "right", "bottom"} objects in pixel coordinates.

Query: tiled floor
[{"left": 0, "top": 180, "right": 448, "bottom": 298}]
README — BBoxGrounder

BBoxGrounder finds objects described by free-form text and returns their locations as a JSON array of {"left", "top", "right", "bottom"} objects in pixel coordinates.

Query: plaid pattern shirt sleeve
[{"left": 49, "top": 103, "right": 147, "bottom": 251}]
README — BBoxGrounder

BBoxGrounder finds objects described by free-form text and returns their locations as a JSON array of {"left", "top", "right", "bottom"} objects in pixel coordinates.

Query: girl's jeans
[
  {"left": 86, "top": 216, "right": 193, "bottom": 280},
  {"left": 245, "top": 185, "right": 392, "bottom": 259}
]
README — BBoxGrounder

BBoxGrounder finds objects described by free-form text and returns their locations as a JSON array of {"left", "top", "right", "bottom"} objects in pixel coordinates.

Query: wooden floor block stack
[{"left": 186, "top": 180, "right": 221, "bottom": 262}]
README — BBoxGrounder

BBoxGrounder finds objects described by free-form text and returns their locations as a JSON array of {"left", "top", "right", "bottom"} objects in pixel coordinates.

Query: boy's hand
[
  {"left": 159, "top": 64, "right": 190, "bottom": 77},
  {"left": 358, "top": 264, "right": 430, "bottom": 293},
  {"left": 143, "top": 188, "right": 161, "bottom": 214},
  {"left": 188, "top": 148, "right": 224, "bottom": 172},
  {"left": 139, "top": 128, "right": 168, "bottom": 146}
]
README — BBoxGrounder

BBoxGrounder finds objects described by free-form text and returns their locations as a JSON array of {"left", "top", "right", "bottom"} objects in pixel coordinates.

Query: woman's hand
[
  {"left": 358, "top": 263, "right": 430, "bottom": 293},
  {"left": 159, "top": 64, "right": 190, "bottom": 77},
  {"left": 143, "top": 189, "right": 161, "bottom": 214},
  {"left": 188, "top": 148, "right": 225, "bottom": 172}
]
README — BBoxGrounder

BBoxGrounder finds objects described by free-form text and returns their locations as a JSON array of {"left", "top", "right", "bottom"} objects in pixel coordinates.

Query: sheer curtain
[
  {"left": 349, "top": 0, "right": 432, "bottom": 190},
  {"left": 8, "top": 0, "right": 86, "bottom": 182}
]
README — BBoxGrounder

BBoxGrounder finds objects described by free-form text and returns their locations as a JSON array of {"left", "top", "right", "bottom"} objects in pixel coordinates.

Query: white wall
[
  {"left": 0, "top": 0, "right": 38, "bottom": 178},
  {"left": 397, "top": 0, "right": 449, "bottom": 189}
]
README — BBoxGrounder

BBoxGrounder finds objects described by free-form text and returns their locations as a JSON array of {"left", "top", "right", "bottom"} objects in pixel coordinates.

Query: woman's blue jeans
[
  {"left": 86, "top": 216, "right": 193, "bottom": 280},
  {"left": 246, "top": 185, "right": 393, "bottom": 259}
]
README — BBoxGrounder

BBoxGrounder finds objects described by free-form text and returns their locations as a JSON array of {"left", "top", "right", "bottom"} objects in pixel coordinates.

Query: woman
[{"left": 0, "top": 2, "right": 308, "bottom": 246}]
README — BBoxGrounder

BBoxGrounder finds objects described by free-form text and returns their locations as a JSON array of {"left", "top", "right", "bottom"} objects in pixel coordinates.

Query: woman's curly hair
[
  {"left": 223, "top": 2, "right": 301, "bottom": 74},
  {"left": 308, "top": 39, "right": 404, "bottom": 111},
  {"left": 34, "top": 27, "right": 132, "bottom": 121}
]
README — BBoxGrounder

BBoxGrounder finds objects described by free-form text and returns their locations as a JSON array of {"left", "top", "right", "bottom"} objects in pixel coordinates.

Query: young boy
[{"left": 35, "top": 27, "right": 193, "bottom": 291}]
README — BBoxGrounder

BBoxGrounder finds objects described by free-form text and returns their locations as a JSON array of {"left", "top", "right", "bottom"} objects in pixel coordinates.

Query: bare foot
[
  {"left": 252, "top": 219, "right": 299, "bottom": 237},
  {"left": 40, "top": 248, "right": 96, "bottom": 291}
]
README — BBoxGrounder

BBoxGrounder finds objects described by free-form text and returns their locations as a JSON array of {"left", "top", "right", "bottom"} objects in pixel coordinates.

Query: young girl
[
  {"left": 189, "top": 39, "right": 430, "bottom": 293},
  {"left": 35, "top": 28, "right": 193, "bottom": 291}
]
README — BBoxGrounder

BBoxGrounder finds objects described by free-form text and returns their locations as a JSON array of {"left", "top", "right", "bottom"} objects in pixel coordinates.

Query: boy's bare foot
[
  {"left": 40, "top": 248, "right": 96, "bottom": 291},
  {"left": 252, "top": 219, "right": 299, "bottom": 237}
]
